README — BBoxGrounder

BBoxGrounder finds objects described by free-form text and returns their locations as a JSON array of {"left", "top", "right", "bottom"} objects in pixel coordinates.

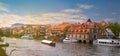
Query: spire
[{"left": 86, "top": 19, "right": 92, "bottom": 22}]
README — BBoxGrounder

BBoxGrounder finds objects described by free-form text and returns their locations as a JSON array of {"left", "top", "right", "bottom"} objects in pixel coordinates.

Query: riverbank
[
  {"left": 2, "top": 36, "right": 63, "bottom": 43},
  {"left": 0, "top": 47, "right": 7, "bottom": 56},
  {"left": 0, "top": 37, "right": 3, "bottom": 42},
  {"left": 0, "top": 37, "right": 7, "bottom": 56},
  {"left": 35, "top": 36, "right": 63, "bottom": 42}
]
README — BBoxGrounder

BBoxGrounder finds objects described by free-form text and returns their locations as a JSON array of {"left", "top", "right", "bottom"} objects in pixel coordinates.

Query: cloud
[
  {"left": 0, "top": 9, "right": 88, "bottom": 27},
  {"left": 0, "top": 14, "right": 25, "bottom": 27},
  {"left": 78, "top": 4, "right": 93, "bottom": 10},
  {"left": 0, "top": 3, "right": 89, "bottom": 27},
  {"left": 0, "top": 2, "right": 9, "bottom": 12},
  {"left": 39, "top": 11, "right": 87, "bottom": 24},
  {"left": 62, "top": 9, "right": 81, "bottom": 13},
  {"left": 101, "top": 18, "right": 113, "bottom": 22}
]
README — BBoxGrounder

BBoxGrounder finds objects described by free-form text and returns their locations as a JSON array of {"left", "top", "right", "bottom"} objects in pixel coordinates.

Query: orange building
[
  {"left": 12, "top": 26, "right": 24, "bottom": 34},
  {"left": 46, "top": 22, "right": 70, "bottom": 37}
]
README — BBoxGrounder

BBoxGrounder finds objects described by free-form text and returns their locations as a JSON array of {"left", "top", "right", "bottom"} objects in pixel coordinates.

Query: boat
[
  {"left": 93, "top": 38, "right": 120, "bottom": 47},
  {"left": 0, "top": 42, "right": 9, "bottom": 47},
  {"left": 93, "top": 28, "right": 120, "bottom": 46},
  {"left": 41, "top": 40, "right": 56, "bottom": 46},
  {"left": 63, "top": 37, "right": 78, "bottom": 43},
  {"left": 21, "top": 34, "right": 33, "bottom": 40}
]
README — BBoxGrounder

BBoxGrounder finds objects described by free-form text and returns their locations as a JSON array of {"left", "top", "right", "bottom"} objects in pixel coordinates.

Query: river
[{"left": 2, "top": 37, "right": 120, "bottom": 56}]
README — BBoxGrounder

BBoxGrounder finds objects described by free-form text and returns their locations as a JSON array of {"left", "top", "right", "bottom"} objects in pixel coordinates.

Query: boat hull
[
  {"left": 0, "top": 42, "right": 9, "bottom": 47},
  {"left": 63, "top": 39, "right": 78, "bottom": 43},
  {"left": 41, "top": 40, "right": 56, "bottom": 47},
  {"left": 93, "top": 39, "right": 120, "bottom": 47}
]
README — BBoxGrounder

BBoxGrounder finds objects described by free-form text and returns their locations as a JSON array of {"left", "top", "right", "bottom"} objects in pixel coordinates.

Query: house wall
[{"left": 66, "top": 24, "right": 102, "bottom": 43}]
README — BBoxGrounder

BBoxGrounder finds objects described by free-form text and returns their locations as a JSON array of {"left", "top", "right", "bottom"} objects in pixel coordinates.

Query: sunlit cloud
[
  {"left": 0, "top": 3, "right": 89, "bottom": 27},
  {"left": 0, "top": 9, "right": 88, "bottom": 27}
]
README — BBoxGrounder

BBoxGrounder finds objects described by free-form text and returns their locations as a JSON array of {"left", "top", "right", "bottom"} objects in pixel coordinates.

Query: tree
[
  {"left": 0, "top": 29, "right": 3, "bottom": 37},
  {"left": 109, "top": 22, "right": 120, "bottom": 36},
  {"left": 63, "top": 24, "right": 71, "bottom": 37}
]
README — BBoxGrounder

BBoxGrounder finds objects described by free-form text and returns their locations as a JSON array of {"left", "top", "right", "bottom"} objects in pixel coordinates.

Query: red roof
[
  {"left": 48, "top": 22, "right": 70, "bottom": 31},
  {"left": 67, "top": 28, "right": 89, "bottom": 34},
  {"left": 67, "top": 19, "right": 95, "bottom": 34},
  {"left": 33, "top": 26, "right": 41, "bottom": 30}
]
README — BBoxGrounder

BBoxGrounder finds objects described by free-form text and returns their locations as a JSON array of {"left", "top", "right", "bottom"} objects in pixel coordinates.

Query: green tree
[
  {"left": 0, "top": 29, "right": 3, "bottom": 37},
  {"left": 63, "top": 24, "right": 71, "bottom": 37},
  {"left": 109, "top": 22, "right": 120, "bottom": 36}
]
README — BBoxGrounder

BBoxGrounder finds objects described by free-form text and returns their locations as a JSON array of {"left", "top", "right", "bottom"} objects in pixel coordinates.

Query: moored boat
[
  {"left": 63, "top": 37, "right": 78, "bottom": 43},
  {"left": 41, "top": 40, "right": 56, "bottom": 47},
  {"left": 93, "top": 28, "right": 120, "bottom": 47},
  {"left": 21, "top": 34, "right": 33, "bottom": 40},
  {"left": 93, "top": 38, "right": 120, "bottom": 47},
  {"left": 0, "top": 42, "right": 9, "bottom": 47}
]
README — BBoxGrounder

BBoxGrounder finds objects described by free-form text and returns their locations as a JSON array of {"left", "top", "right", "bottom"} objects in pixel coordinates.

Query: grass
[{"left": 0, "top": 37, "right": 3, "bottom": 42}]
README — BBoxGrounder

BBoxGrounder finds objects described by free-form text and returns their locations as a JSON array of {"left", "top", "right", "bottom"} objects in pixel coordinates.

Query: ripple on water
[{"left": 3, "top": 37, "right": 120, "bottom": 56}]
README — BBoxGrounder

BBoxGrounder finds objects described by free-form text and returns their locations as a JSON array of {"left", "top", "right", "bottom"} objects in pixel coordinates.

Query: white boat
[
  {"left": 21, "top": 34, "right": 33, "bottom": 40},
  {"left": 93, "top": 28, "right": 120, "bottom": 47},
  {"left": 63, "top": 37, "right": 78, "bottom": 43},
  {"left": 0, "top": 42, "right": 9, "bottom": 47},
  {"left": 93, "top": 39, "right": 120, "bottom": 47},
  {"left": 41, "top": 40, "right": 56, "bottom": 46}
]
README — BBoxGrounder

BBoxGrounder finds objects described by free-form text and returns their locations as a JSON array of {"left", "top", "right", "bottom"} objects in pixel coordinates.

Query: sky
[{"left": 0, "top": 0, "right": 120, "bottom": 27}]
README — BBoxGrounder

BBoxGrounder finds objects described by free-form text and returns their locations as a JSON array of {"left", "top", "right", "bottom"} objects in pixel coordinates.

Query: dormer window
[
  {"left": 80, "top": 30, "right": 82, "bottom": 32},
  {"left": 84, "top": 30, "right": 87, "bottom": 32},
  {"left": 76, "top": 30, "right": 78, "bottom": 32}
]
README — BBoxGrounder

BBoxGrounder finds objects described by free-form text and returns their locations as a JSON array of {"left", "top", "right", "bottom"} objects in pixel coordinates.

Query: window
[
  {"left": 76, "top": 30, "right": 78, "bottom": 32},
  {"left": 94, "top": 35, "right": 96, "bottom": 39},
  {"left": 80, "top": 30, "right": 82, "bottom": 32},
  {"left": 84, "top": 35, "right": 86, "bottom": 39},
  {"left": 84, "top": 30, "right": 87, "bottom": 32}
]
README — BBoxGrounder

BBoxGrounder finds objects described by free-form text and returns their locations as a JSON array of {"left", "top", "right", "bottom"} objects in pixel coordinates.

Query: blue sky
[{"left": 0, "top": 0, "right": 120, "bottom": 27}]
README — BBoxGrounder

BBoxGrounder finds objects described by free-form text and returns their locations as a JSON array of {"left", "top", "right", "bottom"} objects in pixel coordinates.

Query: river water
[{"left": 2, "top": 37, "right": 120, "bottom": 56}]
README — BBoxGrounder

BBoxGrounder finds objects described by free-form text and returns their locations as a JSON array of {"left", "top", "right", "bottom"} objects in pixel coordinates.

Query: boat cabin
[{"left": 97, "top": 39, "right": 120, "bottom": 44}]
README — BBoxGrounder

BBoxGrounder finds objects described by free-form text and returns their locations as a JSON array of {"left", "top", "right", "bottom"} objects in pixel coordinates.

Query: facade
[
  {"left": 12, "top": 25, "right": 46, "bottom": 38},
  {"left": 46, "top": 22, "right": 70, "bottom": 37},
  {"left": 95, "top": 21, "right": 109, "bottom": 37},
  {"left": 66, "top": 19, "right": 103, "bottom": 43},
  {"left": 12, "top": 26, "right": 24, "bottom": 35},
  {"left": 32, "top": 25, "right": 46, "bottom": 36}
]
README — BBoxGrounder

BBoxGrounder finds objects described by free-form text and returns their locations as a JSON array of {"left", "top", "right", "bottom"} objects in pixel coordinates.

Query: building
[
  {"left": 12, "top": 26, "right": 24, "bottom": 35},
  {"left": 11, "top": 24, "right": 46, "bottom": 38},
  {"left": 66, "top": 19, "right": 103, "bottom": 43},
  {"left": 24, "top": 25, "right": 46, "bottom": 37},
  {"left": 46, "top": 22, "right": 70, "bottom": 37},
  {"left": 32, "top": 25, "right": 46, "bottom": 36}
]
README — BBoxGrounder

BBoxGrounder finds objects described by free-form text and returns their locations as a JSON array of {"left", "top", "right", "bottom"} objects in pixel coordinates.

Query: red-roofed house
[
  {"left": 66, "top": 19, "right": 102, "bottom": 43},
  {"left": 46, "top": 22, "right": 70, "bottom": 37}
]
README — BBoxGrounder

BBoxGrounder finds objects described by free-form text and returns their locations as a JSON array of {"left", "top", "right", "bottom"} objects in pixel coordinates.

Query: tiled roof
[
  {"left": 13, "top": 26, "right": 24, "bottom": 30},
  {"left": 48, "top": 22, "right": 70, "bottom": 31},
  {"left": 33, "top": 26, "right": 41, "bottom": 30},
  {"left": 67, "top": 28, "right": 90, "bottom": 34},
  {"left": 48, "top": 25, "right": 64, "bottom": 31},
  {"left": 67, "top": 19, "right": 95, "bottom": 34}
]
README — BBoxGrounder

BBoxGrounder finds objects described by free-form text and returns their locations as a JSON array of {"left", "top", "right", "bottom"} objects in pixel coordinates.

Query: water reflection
[{"left": 2, "top": 37, "right": 120, "bottom": 56}]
